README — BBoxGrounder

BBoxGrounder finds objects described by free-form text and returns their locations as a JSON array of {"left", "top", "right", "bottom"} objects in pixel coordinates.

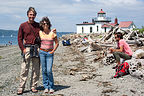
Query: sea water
[{"left": 0, "top": 32, "right": 74, "bottom": 45}]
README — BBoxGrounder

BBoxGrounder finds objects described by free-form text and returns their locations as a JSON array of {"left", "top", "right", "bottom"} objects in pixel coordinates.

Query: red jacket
[{"left": 18, "top": 21, "right": 40, "bottom": 51}]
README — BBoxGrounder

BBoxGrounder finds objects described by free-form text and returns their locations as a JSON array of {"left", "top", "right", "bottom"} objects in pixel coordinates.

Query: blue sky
[{"left": 0, "top": 0, "right": 144, "bottom": 32}]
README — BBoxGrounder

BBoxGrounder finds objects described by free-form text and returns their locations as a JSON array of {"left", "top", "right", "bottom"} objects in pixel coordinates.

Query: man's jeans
[{"left": 39, "top": 50, "right": 54, "bottom": 89}]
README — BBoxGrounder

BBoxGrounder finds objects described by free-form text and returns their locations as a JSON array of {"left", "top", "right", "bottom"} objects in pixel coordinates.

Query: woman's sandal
[
  {"left": 49, "top": 89, "right": 54, "bottom": 94},
  {"left": 31, "top": 87, "right": 38, "bottom": 93},
  {"left": 17, "top": 88, "right": 23, "bottom": 95}
]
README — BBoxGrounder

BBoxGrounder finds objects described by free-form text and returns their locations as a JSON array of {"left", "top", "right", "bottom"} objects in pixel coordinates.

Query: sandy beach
[{"left": 0, "top": 38, "right": 144, "bottom": 96}]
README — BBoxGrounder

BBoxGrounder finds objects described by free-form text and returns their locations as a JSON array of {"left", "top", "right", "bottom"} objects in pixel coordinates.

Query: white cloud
[
  {"left": 90, "top": 0, "right": 141, "bottom": 6},
  {"left": 0, "top": 0, "right": 144, "bottom": 31},
  {"left": 74, "top": 0, "right": 82, "bottom": 2},
  {"left": 13, "top": 15, "right": 23, "bottom": 19}
]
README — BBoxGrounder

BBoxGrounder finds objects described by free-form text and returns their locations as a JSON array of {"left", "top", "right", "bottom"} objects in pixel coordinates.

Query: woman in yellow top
[{"left": 39, "top": 17, "right": 59, "bottom": 94}]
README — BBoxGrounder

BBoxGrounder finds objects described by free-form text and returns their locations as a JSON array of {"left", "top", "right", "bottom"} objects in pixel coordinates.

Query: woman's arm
[{"left": 49, "top": 37, "right": 59, "bottom": 54}]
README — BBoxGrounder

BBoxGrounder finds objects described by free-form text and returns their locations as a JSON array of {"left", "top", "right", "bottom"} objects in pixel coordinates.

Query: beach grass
[
  {"left": 98, "top": 35, "right": 103, "bottom": 38},
  {"left": 0, "top": 56, "right": 2, "bottom": 59}
]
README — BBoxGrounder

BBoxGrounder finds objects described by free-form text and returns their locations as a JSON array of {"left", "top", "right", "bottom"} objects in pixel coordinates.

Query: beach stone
[{"left": 133, "top": 49, "right": 144, "bottom": 59}]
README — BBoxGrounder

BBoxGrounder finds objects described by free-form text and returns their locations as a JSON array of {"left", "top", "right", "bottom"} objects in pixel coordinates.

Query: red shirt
[{"left": 18, "top": 21, "right": 40, "bottom": 51}]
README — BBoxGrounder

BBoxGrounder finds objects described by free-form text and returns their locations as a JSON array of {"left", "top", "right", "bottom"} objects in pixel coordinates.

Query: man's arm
[
  {"left": 109, "top": 46, "right": 123, "bottom": 53},
  {"left": 18, "top": 25, "right": 25, "bottom": 52}
]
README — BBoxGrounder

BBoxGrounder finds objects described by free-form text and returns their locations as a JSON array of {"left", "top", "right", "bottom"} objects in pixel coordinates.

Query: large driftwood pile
[
  {"left": 99, "top": 23, "right": 144, "bottom": 46},
  {"left": 59, "top": 24, "right": 144, "bottom": 63},
  {"left": 59, "top": 33, "right": 106, "bottom": 63},
  {"left": 59, "top": 25, "right": 144, "bottom": 80}
]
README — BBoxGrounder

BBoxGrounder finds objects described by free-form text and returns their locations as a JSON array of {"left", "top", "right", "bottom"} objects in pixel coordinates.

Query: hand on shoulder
[{"left": 51, "top": 28, "right": 57, "bottom": 34}]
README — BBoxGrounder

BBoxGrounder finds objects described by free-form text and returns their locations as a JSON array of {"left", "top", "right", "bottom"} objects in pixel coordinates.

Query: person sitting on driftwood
[{"left": 109, "top": 32, "right": 133, "bottom": 69}]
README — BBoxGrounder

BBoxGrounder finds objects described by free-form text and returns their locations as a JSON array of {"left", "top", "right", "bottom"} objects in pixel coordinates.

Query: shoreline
[{"left": 0, "top": 45, "right": 18, "bottom": 48}]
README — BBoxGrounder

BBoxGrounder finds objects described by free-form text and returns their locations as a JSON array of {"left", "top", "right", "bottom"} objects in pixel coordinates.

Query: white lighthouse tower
[
  {"left": 92, "top": 9, "right": 111, "bottom": 23},
  {"left": 92, "top": 9, "right": 111, "bottom": 33},
  {"left": 76, "top": 9, "right": 111, "bottom": 33}
]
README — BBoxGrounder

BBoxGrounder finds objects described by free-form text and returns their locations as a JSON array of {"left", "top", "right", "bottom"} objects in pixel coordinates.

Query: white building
[{"left": 76, "top": 9, "right": 136, "bottom": 34}]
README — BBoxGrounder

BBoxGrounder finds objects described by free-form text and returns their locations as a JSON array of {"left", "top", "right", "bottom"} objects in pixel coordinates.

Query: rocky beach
[{"left": 0, "top": 33, "right": 144, "bottom": 96}]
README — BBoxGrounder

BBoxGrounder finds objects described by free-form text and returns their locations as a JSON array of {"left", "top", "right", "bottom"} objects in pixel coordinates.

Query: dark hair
[
  {"left": 27, "top": 7, "right": 37, "bottom": 16},
  {"left": 115, "top": 32, "right": 123, "bottom": 39},
  {"left": 39, "top": 17, "right": 52, "bottom": 30}
]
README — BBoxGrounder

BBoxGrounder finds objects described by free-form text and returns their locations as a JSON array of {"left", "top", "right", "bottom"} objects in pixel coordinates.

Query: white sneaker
[
  {"left": 49, "top": 89, "right": 54, "bottom": 94},
  {"left": 44, "top": 89, "right": 49, "bottom": 93}
]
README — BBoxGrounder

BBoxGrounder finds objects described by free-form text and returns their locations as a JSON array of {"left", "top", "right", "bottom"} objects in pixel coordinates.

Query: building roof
[
  {"left": 102, "top": 21, "right": 134, "bottom": 28},
  {"left": 76, "top": 22, "right": 95, "bottom": 25},
  {"left": 98, "top": 9, "right": 105, "bottom": 14},
  {"left": 118, "top": 21, "right": 133, "bottom": 28},
  {"left": 102, "top": 23, "right": 116, "bottom": 28}
]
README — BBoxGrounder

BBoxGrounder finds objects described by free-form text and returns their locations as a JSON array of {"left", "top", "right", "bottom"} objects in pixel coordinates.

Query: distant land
[
  {"left": 0, "top": 29, "right": 75, "bottom": 37},
  {"left": 0, "top": 29, "right": 18, "bottom": 36}
]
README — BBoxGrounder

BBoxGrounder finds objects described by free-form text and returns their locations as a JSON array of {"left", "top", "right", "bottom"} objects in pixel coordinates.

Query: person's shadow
[
  {"left": 36, "top": 85, "right": 70, "bottom": 92},
  {"left": 20, "top": 85, "right": 70, "bottom": 94}
]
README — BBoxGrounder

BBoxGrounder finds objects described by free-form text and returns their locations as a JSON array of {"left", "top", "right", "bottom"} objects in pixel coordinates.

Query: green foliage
[
  {"left": 0, "top": 56, "right": 2, "bottom": 59},
  {"left": 134, "top": 26, "right": 144, "bottom": 34},
  {"left": 139, "top": 26, "right": 144, "bottom": 33},
  {"left": 98, "top": 35, "right": 103, "bottom": 38}
]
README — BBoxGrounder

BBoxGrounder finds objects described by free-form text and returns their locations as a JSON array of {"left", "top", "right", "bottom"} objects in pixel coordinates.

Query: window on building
[
  {"left": 97, "top": 26, "right": 99, "bottom": 32},
  {"left": 82, "top": 27, "right": 84, "bottom": 33},
  {"left": 104, "top": 27, "right": 106, "bottom": 32},
  {"left": 90, "top": 27, "right": 92, "bottom": 33}
]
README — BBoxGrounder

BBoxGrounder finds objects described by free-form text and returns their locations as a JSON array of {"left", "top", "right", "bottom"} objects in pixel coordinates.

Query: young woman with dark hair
[{"left": 39, "top": 16, "right": 59, "bottom": 94}]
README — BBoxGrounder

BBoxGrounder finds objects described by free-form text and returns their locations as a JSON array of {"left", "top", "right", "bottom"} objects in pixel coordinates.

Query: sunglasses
[{"left": 43, "top": 23, "right": 49, "bottom": 25}]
